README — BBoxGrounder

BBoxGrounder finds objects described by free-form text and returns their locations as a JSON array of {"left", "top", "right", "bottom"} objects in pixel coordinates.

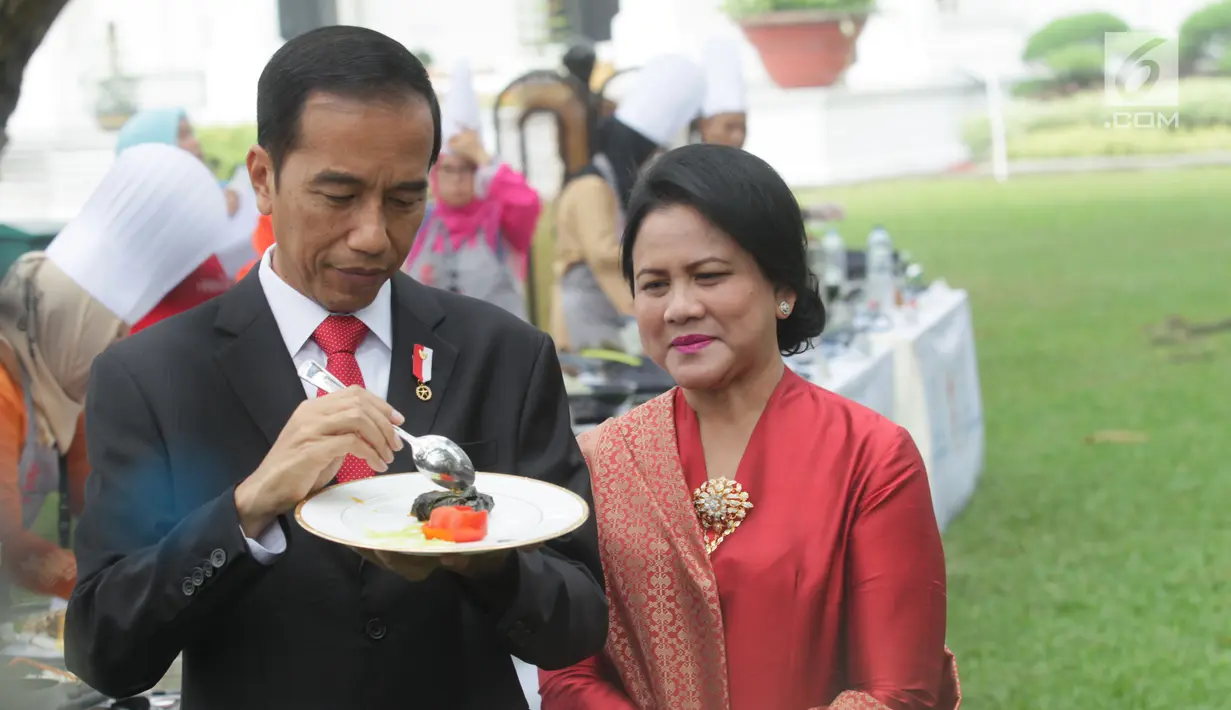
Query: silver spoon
[{"left": 296, "top": 360, "right": 476, "bottom": 492}]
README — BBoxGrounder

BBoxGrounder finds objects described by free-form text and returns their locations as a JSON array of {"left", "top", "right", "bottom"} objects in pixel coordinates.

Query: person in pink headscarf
[{"left": 401, "top": 61, "right": 541, "bottom": 320}]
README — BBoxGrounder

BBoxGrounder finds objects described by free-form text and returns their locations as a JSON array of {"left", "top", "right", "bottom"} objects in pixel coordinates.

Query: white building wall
[{"left": 1, "top": 0, "right": 1220, "bottom": 221}]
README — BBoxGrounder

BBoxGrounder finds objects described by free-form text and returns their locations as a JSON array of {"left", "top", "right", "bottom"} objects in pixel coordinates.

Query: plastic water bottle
[
  {"left": 821, "top": 228, "right": 847, "bottom": 292},
  {"left": 865, "top": 225, "right": 896, "bottom": 315}
]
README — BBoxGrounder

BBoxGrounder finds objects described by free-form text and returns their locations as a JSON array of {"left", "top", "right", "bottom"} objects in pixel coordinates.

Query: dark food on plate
[{"left": 411, "top": 486, "right": 495, "bottom": 522}]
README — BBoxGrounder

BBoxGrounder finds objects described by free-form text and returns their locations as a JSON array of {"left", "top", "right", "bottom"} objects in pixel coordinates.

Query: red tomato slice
[
  {"left": 427, "top": 506, "right": 460, "bottom": 529},
  {"left": 449, "top": 526, "right": 486, "bottom": 543},
  {"left": 423, "top": 506, "right": 489, "bottom": 542}
]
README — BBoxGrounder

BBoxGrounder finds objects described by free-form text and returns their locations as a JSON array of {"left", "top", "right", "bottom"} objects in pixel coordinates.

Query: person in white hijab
[
  {"left": 698, "top": 36, "right": 748, "bottom": 150},
  {"left": 0, "top": 143, "right": 229, "bottom": 602},
  {"left": 550, "top": 54, "right": 705, "bottom": 353},
  {"left": 115, "top": 108, "right": 261, "bottom": 278},
  {"left": 47, "top": 143, "right": 230, "bottom": 326}
]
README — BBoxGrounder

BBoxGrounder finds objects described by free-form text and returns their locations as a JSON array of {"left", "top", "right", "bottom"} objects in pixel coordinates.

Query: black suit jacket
[{"left": 64, "top": 271, "right": 607, "bottom": 709}]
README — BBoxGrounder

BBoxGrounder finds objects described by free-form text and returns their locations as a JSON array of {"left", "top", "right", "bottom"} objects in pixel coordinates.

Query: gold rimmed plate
[{"left": 294, "top": 472, "right": 590, "bottom": 555}]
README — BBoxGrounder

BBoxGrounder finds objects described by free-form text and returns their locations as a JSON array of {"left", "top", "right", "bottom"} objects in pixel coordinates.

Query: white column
[
  {"left": 610, "top": 0, "right": 732, "bottom": 68},
  {"left": 198, "top": 0, "right": 285, "bottom": 124},
  {"left": 335, "top": 0, "right": 367, "bottom": 26},
  {"left": 843, "top": 0, "right": 942, "bottom": 90},
  {"left": 7, "top": 0, "right": 102, "bottom": 144},
  {"left": 984, "top": 68, "right": 1009, "bottom": 183}
]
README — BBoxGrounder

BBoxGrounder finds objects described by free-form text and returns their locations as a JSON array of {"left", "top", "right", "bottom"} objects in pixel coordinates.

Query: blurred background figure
[
  {"left": 698, "top": 35, "right": 747, "bottom": 150},
  {"left": 115, "top": 108, "right": 230, "bottom": 214},
  {"left": 550, "top": 54, "right": 705, "bottom": 353},
  {"left": 0, "top": 142, "right": 228, "bottom": 607},
  {"left": 0, "top": 254, "right": 125, "bottom": 604},
  {"left": 234, "top": 214, "right": 275, "bottom": 283},
  {"left": 114, "top": 109, "right": 245, "bottom": 332},
  {"left": 52, "top": 143, "right": 231, "bottom": 330},
  {"left": 402, "top": 58, "right": 541, "bottom": 320}
]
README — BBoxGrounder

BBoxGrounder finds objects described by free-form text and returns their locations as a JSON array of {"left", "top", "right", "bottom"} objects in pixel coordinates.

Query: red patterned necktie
[{"left": 311, "top": 315, "right": 375, "bottom": 482}]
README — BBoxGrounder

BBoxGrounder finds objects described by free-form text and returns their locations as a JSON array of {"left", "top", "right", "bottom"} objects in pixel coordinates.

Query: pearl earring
[{"left": 778, "top": 301, "right": 791, "bottom": 316}]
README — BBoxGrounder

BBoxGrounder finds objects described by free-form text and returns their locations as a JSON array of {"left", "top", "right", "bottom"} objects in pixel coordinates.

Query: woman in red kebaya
[{"left": 539, "top": 144, "right": 960, "bottom": 710}]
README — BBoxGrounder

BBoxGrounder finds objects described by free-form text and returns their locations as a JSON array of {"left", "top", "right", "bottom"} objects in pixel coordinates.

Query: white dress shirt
[{"left": 242, "top": 245, "right": 395, "bottom": 563}]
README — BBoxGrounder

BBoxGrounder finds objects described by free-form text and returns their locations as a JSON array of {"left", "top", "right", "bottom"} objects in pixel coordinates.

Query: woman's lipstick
[{"left": 671, "top": 334, "right": 714, "bottom": 354}]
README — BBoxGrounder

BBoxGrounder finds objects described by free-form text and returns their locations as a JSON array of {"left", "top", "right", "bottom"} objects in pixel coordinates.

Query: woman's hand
[{"left": 449, "top": 129, "right": 491, "bottom": 168}]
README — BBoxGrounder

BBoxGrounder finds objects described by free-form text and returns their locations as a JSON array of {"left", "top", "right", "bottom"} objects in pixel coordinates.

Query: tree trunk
[{"left": 0, "top": 0, "right": 73, "bottom": 159}]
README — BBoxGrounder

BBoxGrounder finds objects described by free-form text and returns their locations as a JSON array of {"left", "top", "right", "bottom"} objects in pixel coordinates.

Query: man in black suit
[{"left": 64, "top": 26, "right": 607, "bottom": 709}]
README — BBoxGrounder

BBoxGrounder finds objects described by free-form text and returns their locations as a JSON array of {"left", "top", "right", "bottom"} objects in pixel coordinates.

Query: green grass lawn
[{"left": 802, "top": 169, "right": 1231, "bottom": 708}]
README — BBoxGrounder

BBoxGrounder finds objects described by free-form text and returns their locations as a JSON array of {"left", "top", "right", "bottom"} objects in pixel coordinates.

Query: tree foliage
[
  {"left": 1179, "top": 0, "right": 1231, "bottom": 74},
  {"left": 1022, "top": 12, "right": 1130, "bottom": 62}
]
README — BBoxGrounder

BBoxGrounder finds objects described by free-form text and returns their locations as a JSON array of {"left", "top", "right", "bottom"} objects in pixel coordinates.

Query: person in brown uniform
[{"left": 551, "top": 55, "right": 705, "bottom": 352}]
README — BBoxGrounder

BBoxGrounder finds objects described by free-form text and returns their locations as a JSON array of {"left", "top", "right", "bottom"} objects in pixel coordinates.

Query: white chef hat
[
  {"left": 615, "top": 54, "right": 706, "bottom": 146},
  {"left": 440, "top": 58, "right": 482, "bottom": 155},
  {"left": 701, "top": 36, "right": 747, "bottom": 118},
  {"left": 46, "top": 143, "right": 228, "bottom": 324}
]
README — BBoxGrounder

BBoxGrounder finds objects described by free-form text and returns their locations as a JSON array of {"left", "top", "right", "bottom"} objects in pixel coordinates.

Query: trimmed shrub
[
  {"left": 1023, "top": 12, "right": 1130, "bottom": 62},
  {"left": 1179, "top": 1, "right": 1231, "bottom": 74},
  {"left": 964, "top": 78, "right": 1231, "bottom": 160}
]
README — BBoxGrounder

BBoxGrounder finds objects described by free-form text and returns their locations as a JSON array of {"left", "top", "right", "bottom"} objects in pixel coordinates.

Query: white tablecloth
[
  {"left": 571, "top": 283, "right": 983, "bottom": 528},
  {"left": 870, "top": 282, "right": 985, "bottom": 531},
  {"left": 802, "top": 346, "right": 896, "bottom": 420}
]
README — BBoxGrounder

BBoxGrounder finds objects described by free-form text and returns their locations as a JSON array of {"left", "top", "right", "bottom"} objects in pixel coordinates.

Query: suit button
[
  {"left": 181, "top": 579, "right": 195, "bottom": 596},
  {"left": 202, "top": 563, "right": 213, "bottom": 578},
  {"left": 210, "top": 549, "right": 227, "bottom": 568},
  {"left": 366, "top": 619, "right": 386, "bottom": 640},
  {"left": 191, "top": 568, "right": 205, "bottom": 586}
]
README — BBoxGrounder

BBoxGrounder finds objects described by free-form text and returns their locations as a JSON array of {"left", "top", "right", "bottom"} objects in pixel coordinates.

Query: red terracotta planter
[{"left": 738, "top": 10, "right": 869, "bottom": 89}]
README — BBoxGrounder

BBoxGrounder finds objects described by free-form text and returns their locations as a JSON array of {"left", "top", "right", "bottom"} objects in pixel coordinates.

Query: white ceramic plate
[{"left": 295, "top": 472, "right": 589, "bottom": 555}]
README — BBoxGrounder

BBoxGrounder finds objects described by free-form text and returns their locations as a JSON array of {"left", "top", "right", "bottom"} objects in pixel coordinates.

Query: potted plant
[{"left": 725, "top": 0, "right": 875, "bottom": 88}]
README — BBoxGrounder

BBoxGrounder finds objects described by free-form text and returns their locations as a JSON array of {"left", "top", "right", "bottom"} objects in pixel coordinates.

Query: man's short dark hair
[{"left": 256, "top": 25, "right": 441, "bottom": 179}]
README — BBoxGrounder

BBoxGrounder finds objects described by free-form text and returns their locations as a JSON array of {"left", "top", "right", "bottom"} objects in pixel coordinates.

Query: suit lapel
[
  {"left": 213, "top": 272, "right": 306, "bottom": 446},
  {"left": 387, "top": 274, "right": 457, "bottom": 472},
  {"left": 212, "top": 271, "right": 457, "bottom": 472}
]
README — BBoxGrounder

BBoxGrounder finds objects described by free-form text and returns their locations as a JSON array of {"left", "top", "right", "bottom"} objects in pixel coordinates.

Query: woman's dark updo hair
[{"left": 619, "top": 143, "right": 825, "bottom": 355}]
